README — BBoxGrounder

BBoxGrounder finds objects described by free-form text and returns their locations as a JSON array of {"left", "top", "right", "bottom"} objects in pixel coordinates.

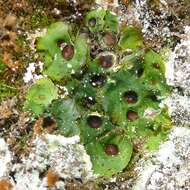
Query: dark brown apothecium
[
  {"left": 98, "top": 55, "right": 114, "bottom": 68},
  {"left": 123, "top": 91, "right": 138, "bottom": 104},
  {"left": 87, "top": 115, "right": 102, "bottom": 128},
  {"left": 127, "top": 110, "right": 138, "bottom": 121},
  {"left": 62, "top": 45, "right": 74, "bottom": 60},
  {"left": 104, "top": 144, "right": 119, "bottom": 155},
  {"left": 88, "top": 18, "right": 96, "bottom": 27},
  {"left": 103, "top": 32, "right": 116, "bottom": 46}
]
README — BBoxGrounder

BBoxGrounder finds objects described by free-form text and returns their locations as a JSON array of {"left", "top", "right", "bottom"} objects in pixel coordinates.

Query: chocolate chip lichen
[{"left": 24, "top": 8, "right": 172, "bottom": 177}]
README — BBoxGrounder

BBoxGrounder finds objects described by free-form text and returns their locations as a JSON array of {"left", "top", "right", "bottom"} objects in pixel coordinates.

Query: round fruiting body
[
  {"left": 104, "top": 144, "right": 119, "bottom": 155},
  {"left": 88, "top": 18, "right": 96, "bottom": 27},
  {"left": 127, "top": 110, "right": 138, "bottom": 121},
  {"left": 123, "top": 91, "right": 138, "bottom": 104},
  {"left": 62, "top": 45, "right": 74, "bottom": 60},
  {"left": 43, "top": 117, "right": 56, "bottom": 128},
  {"left": 98, "top": 55, "right": 114, "bottom": 68},
  {"left": 87, "top": 115, "right": 102, "bottom": 128},
  {"left": 103, "top": 32, "right": 116, "bottom": 46}
]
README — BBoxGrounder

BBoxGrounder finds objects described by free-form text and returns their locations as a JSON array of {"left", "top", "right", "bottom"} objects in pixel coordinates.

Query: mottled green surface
[
  {"left": 24, "top": 78, "right": 58, "bottom": 115},
  {"left": 25, "top": 8, "right": 172, "bottom": 177},
  {"left": 37, "top": 22, "right": 88, "bottom": 81}
]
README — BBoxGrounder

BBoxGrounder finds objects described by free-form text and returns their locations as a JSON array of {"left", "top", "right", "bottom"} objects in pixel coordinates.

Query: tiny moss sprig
[{"left": 0, "top": 81, "right": 17, "bottom": 100}]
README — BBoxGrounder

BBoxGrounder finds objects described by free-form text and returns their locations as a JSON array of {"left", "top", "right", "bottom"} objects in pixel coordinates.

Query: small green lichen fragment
[
  {"left": 144, "top": 133, "right": 167, "bottom": 151},
  {"left": 79, "top": 115, "right": 115, "bottom": 144},
  {"left": 86, "top": 9, "right": 106, "bottom": 33},
  {"left": 37, "top": 22, "right": 88, "bottom": 81},
  {"left": 119, "top": 27, "right": 143, "bottom": 50},
  {"left": 37, "top": 22, "right": 71, "bottom": 52},
  {"left": 104, "top": 11, "right": 119, "bottom": 33},
  {"left": 24, "top": 78, "right": 58, "bottom": 116},
  {"left": 86, "top": 9, "right": 119, "bottom": 33},
  {"left": 102, "top": 70, "right": 147, "bottom": 126},
  {"left": 142, "top": 49, "right": 170, "bottom": 95},
  {"left": 86, "top": 132, "right": 132, "bottom": 177},
  {"left": 48, "top": 99, "right": 80, "bottom": 136}
]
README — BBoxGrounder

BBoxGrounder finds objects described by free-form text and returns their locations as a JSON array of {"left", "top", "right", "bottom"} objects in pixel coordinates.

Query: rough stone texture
[
  {"left": 132, "top": 26, "right": 190, "bottom": 190},
  {"left": 133, "top": 127, "right": 190, "bottom": 190},
  {"left": 0, "top": 138, "right": 12, "bottom": 178},
  {"left": 164, "top": 92, "right": 190, "bottom": 127},
  {"left": 166, "top": 26, "right": 190, "bottom": 95},
  {"left": 12, "top": 134, "right": 94, "bottom": 190}
]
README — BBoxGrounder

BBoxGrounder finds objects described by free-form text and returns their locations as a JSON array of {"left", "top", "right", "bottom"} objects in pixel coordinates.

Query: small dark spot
[
  {"left": 1, "top": 34, "right": 10, "bottom": 41},
  {"left": 12, "top": 154, "right": 22, "bottom": 164},
  {"left": 103, "top": 32, "right": 116, "bottom": 46},
  {"left": 127, "top": 110, "right": 138, "bottom": 121},
  {"left": 43, "top": 117, "right": 56, "bottom": 128},
  {"left": 176, "top": 164, "right": 180, "bottom": 171},
  {"left": 136, "top": 67, "right": 144, "bottom": 77},
  {"left": 59, "top": 177, "right": 65, "bottom": 182},
  {"left": 176, "top": 86, "right": 184, "bottom": 96},
  {"left": 62, "top": 45, "right": 74, "bottom": 60},
  {"left": 167, "top": 15, "right": 175, "bottom": 22},
  {"left": 34, "top": 38, "right": 39, "bottom": 47},
  {"left": 98, "top": 55, "right": 113, "bottom": 68},
  {"left": 150, "top": 19, "right": 156, "bottom": 26},
  {"left": 90, "top": 45, "right": 99, "bottom": 58},
  {"left": 87, "top": 115, "right": 102, "bottom": 128},
  {"left": 74, "top": 178, "right": 83, "bottom": 183},
  {"left": 104, "top": 144, "right": 119, "bottom": 155},
  {"left": 9, "top": 171, "right": 16, "bottom": 182},
  {"left": 123, "top": 91, "right": 138, "bottom": 104},
  {"left": 149, "top": 94, "right": 159, "bottom": 102},
  {"left": 39, "top": 170, "right": 47, "bottom": 178},
  {"left": 88, "top": 18, "right": 96, "bottom": 27},
  {"left": 82, "top": 97, "right": 96, "bottom": 108},
  {"left": 57, "top": 39, "right": 64, "bottom": 47},
  {"left": 25, "top": 123, "right": 32, "bottom": 133},
  {"left": 80, "top": 27, "right": 90, "bottom": 38},
  {"left": 154, "top": 10, "right": 161, "bottom": 16},
  {"left": 90, "top": 74, "right": 106, "bottom": 87},
  {"left": 153, "top": 63, "right": 160, "bottom": 69}
]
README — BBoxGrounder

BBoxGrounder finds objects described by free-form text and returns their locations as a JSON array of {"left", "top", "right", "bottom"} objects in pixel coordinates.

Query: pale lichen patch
[
  {"left": 166, "top": 26, "right": 190, "bottom": 95},
  {"left": 133, "top": 127, "right": 190, "bottom": 190},
  {"left": 12, "top": 134, "right": 95, "bottom": 190},
  {"left": 0, "top": 139, "right": 12, "bottom": 178}
]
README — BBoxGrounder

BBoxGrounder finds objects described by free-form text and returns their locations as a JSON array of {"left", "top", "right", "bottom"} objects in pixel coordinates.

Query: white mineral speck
[
  {"left": 0, "top": 138, "right": 12, "bottom": 178},
  {"left": 164, "top": 92, "right": 190, "bottom": 126},
  {"left": 23, "top": 62, "right": 43, "bottom": 83},
  {"left": 67, "top": 64, "right": 72, "bottom": 68},
  {"left": 26, "top": 29, "right": 47, "bottom": 52},
  {"left": 96, "top": 0, "right": 119, "bottom": 8}
]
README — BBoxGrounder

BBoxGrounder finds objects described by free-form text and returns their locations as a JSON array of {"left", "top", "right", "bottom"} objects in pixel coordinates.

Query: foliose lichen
[{"left": 24, "top": 8, "right": 172, "bottom": 177}]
